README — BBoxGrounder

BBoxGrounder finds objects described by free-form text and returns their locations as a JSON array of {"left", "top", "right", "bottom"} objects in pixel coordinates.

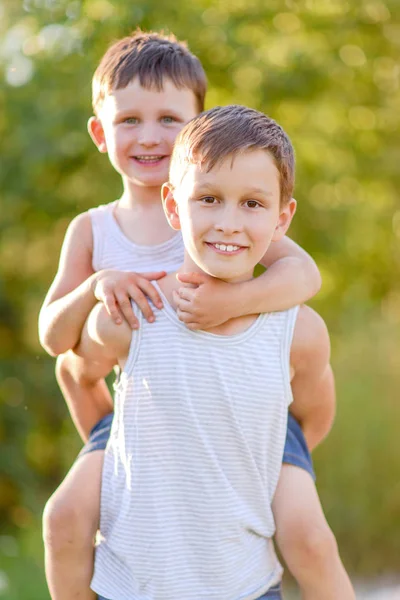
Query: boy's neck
[
  {"left": 119, "top": 179, "right": 163, "bottom": 209},
  {"left": 116, "top": 182, "right": 176, "bottom": 246}
]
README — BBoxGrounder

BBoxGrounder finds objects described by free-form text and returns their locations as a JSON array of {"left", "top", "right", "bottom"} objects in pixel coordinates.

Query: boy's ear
[
  {"left": 272, "top": 198, "right": 297, "bottom": 242},
  {"left": 162, "top": 183, "right": 181, "bottom": 230},
  {"left": 88, "top": 117, "right": 107, "bottom": 153}
]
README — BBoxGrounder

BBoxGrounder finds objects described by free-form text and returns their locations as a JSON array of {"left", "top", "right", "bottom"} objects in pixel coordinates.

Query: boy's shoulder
[
  {"left": 87, "top": 200, "right": 118, "bottom": 217},
  {"left": 63, "top": 201, "right": 117, "bottom": 248},
  {"left": 60, "top": 210, "right": 93, "bottom": 259},
  {"left": 290, "top": 305, "right": 330, "bottom": 371}
]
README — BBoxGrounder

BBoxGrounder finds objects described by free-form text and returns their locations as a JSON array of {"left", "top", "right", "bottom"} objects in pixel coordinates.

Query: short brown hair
[
  {"left": 92, "top": 29, "right": 207, "bottom": 115},
  {"left": 170, "top": 105, "right": 295, "bottom": 205}
]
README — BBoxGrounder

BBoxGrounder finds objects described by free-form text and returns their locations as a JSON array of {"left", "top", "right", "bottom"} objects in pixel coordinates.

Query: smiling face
[
  {"left": 88, "top": 78, "right": 199, "bottom": 189},
  {"left": 163, "top": 149, "right": 296, "bottom": 283}
]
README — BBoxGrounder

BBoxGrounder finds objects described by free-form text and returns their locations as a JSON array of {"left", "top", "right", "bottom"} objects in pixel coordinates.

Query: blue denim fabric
[
  {"left": 257, "top": 582, "right": 282, "bottom": 599},
  {"left": 97, "top": 584, "right": 282, "bottom": 600},
  {"left": 77, "top": 413, "right": 113, "bottom": 459},
  {"left": 283, "top": 412, "right": 315, "bottom": 480}
]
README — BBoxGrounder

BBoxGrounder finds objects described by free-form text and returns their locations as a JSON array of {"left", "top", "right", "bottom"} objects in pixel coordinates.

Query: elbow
[
  {"left": 38, "top": 311, "right": 62, "bottom": 356},
  {"left": 39, "top": 330, "right": 69, "bottom": 357},
  {"left": 39, "top": 330, "right": 60, "bottom": 357},
  {"left": 38, "top": 313, "right": 73, "bottom": 357}
]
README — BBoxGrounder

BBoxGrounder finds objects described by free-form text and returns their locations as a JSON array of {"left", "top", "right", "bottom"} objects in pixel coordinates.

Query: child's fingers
[
  {"left": 128, "top": 287, "right": 155, "bottom": 323},
  {"left": 138, "top": 279, "right": 163, "bottom": 309},
  {"left": 115, "top": 292, "right": 139, "bottom": 329},
  {"left": 184, "top": 322, "right": 201, "bottom": 331},
  {"left": 176, "top": 307, "right": 195, "bottom": 324},
  {"left": 103, "top": 293, "right": 123, "bottom": 325},
  {"left": 177, "top": 287, "right": 195, "bottom": 302},
  {"left": 176, "top": 308, "right": 201, "bottom": 330},
  {"left": 174, "top": 297, "right": 193, "bottom": 314}
]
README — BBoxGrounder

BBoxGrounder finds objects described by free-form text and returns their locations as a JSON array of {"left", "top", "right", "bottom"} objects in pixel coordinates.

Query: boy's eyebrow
[
  {"left": 191, "top": 184, "right": 275, "bottom": 199},
  {"left": 114, "top": 107, "right": 187, "bottom": 118},
  {"left": 244, "top": 187, "right": 275, "bottom": 198},
  {"left": 190, "top": 183, "right": 218, "bottom": 195}
]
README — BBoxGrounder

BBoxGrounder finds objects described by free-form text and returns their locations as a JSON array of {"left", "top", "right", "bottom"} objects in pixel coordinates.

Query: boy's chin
[
  {"left": 131, "top": 175, "right": 168, "bottom": 188},
  {"left": 202, "top": 266, "right": 252, "bottom": 283}
]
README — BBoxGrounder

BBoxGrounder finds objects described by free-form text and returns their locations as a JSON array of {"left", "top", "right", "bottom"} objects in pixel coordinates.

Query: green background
[{"left": 1, "top": 0, "right": 399, "bottom": 597}]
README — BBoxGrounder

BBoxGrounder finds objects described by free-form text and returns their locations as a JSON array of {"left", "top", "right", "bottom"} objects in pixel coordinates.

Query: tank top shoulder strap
[
  {"left": 260, "top": 306, "right": 299, "bottom": 406},
  {"left": 88, "top": 201, "right": 118, "bottom": 272},
  {"left": 281, "top": 306, "right": 299, "bottom": 405}
]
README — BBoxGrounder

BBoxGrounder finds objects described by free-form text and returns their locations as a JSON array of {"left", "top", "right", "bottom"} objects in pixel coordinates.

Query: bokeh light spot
[
  {"left": 84, "top": 0, "right": 114, "bottom": 21},
  {"left": 363, "top": 1, "right": 391, "bottom": 23},
  {"left": 5, "top": 55, "right": 34, "bottom": 87},
  {"left": 339, "top": 44, "right": 367, "bottom": 67}
]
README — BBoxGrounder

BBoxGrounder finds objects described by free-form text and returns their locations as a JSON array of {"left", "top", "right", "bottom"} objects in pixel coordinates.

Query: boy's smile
[
  {"left": 90, "top": 78, "right": 199, "bottom": 189},
  {"left": 206, "top": 242, "right": 247, "bottom": 255},
  {"left": 165, "top": 149, "right": 296, "bottom": 283}
]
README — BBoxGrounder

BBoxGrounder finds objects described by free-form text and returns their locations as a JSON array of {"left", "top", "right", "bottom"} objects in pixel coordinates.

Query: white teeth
[
  {"left": 214, "top": 243, "right": 240, "bottom": 252},
  {"left": 135, "top": 155, "right": 164, "bottom": 161}
]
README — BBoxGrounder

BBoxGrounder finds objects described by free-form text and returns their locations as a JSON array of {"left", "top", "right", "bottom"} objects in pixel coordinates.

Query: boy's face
[
  {"left": 164, "top": 149, "right": 296, "bottom": 283},
  {"left": 89, "top": 78, "right": 199, "bottom": 189}
]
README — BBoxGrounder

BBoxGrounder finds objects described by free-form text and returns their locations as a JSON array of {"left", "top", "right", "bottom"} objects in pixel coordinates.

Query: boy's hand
[
  {"left": 93, "top": 270, "right": 166, "bottom": 328},
  {"left": 173, "top": 272, "right": 234, "bottom": 330}
]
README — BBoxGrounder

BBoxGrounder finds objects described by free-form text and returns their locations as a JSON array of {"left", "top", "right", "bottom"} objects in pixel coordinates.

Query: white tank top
[
  {"left": 92, "top": 287, "right": 299, "bottom": 600},
  {"left": 89, "top": 201, "right": 184, "bottom": 273}
]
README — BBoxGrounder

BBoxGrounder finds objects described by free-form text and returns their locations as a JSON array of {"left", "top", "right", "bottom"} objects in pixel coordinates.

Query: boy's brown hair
[
  {"left": 170, "top": 105, "right": 295, "bottom": 206},
  {"left": 92, "top": 29, "right": 207, "bottom": 116}
]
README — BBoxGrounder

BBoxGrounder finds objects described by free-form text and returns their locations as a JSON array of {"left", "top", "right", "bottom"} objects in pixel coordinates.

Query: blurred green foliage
[{"left": 1, "top": 0, "right": 400, "bottom": 596}]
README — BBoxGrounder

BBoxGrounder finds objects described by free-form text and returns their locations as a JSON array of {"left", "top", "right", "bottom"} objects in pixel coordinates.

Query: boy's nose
[
  {"left": 215, "top": 207, "right": 243, "bottom": 235},
  {"left": 138, "top": 124, "right": 161, "bottom": 147}
]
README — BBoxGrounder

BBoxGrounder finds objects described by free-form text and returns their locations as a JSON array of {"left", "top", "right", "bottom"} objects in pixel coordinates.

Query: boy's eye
[
  {"left": 124, "top": 117, "right": 139, "bottom": 125},
  {"left": 245, "top": 200, "right": 261, "bottom": 208},
  {"left": 201, "top": 196, "right": 217, "bottom": 204},
  {"left": 161, "top": 116, "right": 176, "bottom": 124}
]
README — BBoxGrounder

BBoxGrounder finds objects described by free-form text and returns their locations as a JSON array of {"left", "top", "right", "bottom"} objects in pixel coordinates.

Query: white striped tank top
[
  {"left": 89, "top": 201, "right": 184, "bottom": 273},
  {"left": 92, "top": 287, "right": 299, "bottom": 600}
]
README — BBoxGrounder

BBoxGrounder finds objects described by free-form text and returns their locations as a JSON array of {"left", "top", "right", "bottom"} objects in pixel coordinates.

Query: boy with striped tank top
[
  {"left": 39, "top": 32, "right": 354, "bottom": 599},
  {"left": 64, "top": 105, "right": 354, "bottom": 600}
]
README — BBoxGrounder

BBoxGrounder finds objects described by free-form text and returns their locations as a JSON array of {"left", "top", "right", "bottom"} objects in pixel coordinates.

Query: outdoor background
[{"left": 0, "top": 0, "right": 399, "bottom": 598}]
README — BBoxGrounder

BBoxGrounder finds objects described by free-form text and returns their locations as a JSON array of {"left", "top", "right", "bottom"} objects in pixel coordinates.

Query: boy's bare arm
[
  {"left": 289, "top": 305, "right": 336, "bottom": 451},
  {"left": 258, "top": 234, "right": 321, "bottom": 302},
  {"left": 173, "top": 236, "right": 321, "bottom": 330},
  {"left": 39, "top": 212, "right": 165, "bottom": 356},
  {"left": 57, "top": 303, "right": 132, "bottom": 441},
  {"left": 39, "top": 212, "right": 99, "bottom": 356}
]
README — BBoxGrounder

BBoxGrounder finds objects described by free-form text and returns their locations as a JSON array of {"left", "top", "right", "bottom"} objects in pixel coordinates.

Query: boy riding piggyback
[{"left": 39, "top": 31, "right": 354, "bottom": 600}]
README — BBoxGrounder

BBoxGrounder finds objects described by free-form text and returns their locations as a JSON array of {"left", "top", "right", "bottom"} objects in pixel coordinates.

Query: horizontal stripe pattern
[
  {"left": 92, "top": 292, "right": 299, "bottom": 600},
  {"left": 89, "top": 201, "right": 184, "bottom": 274}
]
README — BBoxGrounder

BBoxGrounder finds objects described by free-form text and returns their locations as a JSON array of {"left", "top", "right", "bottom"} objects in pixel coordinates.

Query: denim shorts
[
  {"left": 97, "top": 584, "right": 282, "bottom": 600},
  {"left": 77, "top": 413, "right": 114, "bottom": 459},
  {"left": 283, "top": 413, "right": 315, "bottom": 480},
  {"left": 79, "top": 411, "right": 314, "bottom": 479}
]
